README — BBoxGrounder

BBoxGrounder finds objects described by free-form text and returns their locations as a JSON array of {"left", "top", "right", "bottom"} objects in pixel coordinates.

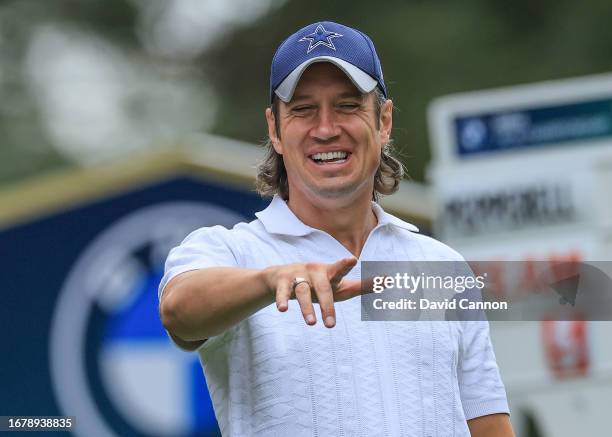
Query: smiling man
[{"left": 160, "top": 21, "right": 514, "bottom": 436}]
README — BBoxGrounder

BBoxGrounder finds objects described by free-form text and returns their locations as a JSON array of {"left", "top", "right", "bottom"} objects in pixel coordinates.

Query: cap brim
[{"left": 274, "top": 56, "right": 378, "bottom": 103}]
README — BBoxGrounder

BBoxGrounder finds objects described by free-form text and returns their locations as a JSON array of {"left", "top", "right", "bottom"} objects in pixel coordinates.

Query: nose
[{"left": 311, "top": 104, "right": 340, "bottom": 142}]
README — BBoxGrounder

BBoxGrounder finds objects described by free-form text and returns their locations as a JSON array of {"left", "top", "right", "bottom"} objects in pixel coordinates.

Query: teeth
[{"left": 311, "top": 151, "right": 348, "bottom": 161}]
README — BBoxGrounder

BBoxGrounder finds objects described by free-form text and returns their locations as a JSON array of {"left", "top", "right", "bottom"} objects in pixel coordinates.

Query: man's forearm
[
  {"left": 160, "top": 267, "right": 274, "bottom": 341},
  {"left": 467, "top": 413, "right": 515, "bottom": 437}
]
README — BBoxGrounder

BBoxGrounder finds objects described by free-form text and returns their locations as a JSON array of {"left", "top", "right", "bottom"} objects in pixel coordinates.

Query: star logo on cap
[{"left": 299, "top": 24, "right": 343, "bottom": 54}]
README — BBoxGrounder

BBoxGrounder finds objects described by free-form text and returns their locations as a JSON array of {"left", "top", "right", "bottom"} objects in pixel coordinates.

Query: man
[{"left": 160, "top": 21, "right": 514, "bottom": 437}]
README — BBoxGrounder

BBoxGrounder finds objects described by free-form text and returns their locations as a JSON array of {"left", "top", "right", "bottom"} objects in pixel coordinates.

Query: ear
[
  {"left": 265, "top": 107, "right": 283, "bottom": 154},
  {"left": 378, "top": 99, "right": 393, "bottom": 145}
]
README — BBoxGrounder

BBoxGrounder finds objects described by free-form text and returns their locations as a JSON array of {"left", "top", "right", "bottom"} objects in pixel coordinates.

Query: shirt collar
[
  {"left": 255, "top": 195, "right": 314, "bottom": 236},
  {"left": 371, "top": 201, "right": 420, "bottom": 233},
  {"left": 255, "top": 194, "right": 419, "bottom": 236}
]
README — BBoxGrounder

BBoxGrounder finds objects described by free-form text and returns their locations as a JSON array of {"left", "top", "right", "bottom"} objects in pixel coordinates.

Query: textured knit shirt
[{"left": 159, "top": 195, "right": 510, "bottom": 437}]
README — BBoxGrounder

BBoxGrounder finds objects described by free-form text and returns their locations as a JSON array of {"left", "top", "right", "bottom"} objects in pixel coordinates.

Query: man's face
[{"left": 266, "top": 62, "right": 392, "bottom": 203}]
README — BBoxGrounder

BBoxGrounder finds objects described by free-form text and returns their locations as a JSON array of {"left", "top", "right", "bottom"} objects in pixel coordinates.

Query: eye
[
  {"left": 338, "top": 102, "right": 360, "bottom": 111},
  {"left": 291, "top": 105, "right": 315, "bottom": 114}
]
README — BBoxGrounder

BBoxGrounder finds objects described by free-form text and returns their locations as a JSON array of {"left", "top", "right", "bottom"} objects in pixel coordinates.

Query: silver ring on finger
[{"left": 292, "top": 277, "right": 310, "bottom": 292}]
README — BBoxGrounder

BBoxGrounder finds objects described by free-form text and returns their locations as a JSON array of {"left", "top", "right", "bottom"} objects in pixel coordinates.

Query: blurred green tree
[{"left": 0, "top": 0, "right": 139, "bottom": 185}]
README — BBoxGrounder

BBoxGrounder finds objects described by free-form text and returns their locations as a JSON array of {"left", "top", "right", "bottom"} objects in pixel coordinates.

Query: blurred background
[{"left": 1, "top": 0, "right": 611, "bottom": 436}]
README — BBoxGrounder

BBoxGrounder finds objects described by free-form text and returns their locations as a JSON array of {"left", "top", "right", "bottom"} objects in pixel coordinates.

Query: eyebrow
[
  {"left": 337, "top": 91, "right": 365, "bottom": 99},
  {"left": 288, "top": 95, "right": 311, "bottom": 104}
]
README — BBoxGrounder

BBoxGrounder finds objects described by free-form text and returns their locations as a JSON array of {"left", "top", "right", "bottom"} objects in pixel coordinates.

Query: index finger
[{"left": 329, "top": 256, "right": 358, "bottom": 284}]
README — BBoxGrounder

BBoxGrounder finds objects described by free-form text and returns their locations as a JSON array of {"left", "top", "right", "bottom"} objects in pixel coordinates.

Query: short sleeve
[
  {"left": 458, "top": 320, "right": 510, "bottom": 420},
  {"left": 158, "top": 225, "right": 240, "bottom": 302}
]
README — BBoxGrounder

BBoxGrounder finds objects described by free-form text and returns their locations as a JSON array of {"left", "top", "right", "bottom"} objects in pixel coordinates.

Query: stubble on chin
[{"left": 308, "top": 178, "right": 372, "bottom": 200}]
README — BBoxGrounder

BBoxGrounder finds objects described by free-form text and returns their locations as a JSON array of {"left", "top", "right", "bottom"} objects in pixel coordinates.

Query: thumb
[{"left": 334, "top": 278, "right": 365, "bottom": 301}]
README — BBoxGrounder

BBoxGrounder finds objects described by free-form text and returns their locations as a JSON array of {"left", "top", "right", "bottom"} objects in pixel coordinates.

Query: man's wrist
[{"left": 259, "top": 266, "right": 278, "bottom": 301}]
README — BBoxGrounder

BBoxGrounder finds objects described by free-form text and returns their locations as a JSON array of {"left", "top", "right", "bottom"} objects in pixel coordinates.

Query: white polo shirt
[{"left": 159, "top": 195, "right": 510, "bottom": 437}]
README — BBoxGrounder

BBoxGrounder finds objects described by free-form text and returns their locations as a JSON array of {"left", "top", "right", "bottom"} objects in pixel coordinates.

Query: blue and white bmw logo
[{"left": 49, "top": 202, "right": 244, "bottom": 437}]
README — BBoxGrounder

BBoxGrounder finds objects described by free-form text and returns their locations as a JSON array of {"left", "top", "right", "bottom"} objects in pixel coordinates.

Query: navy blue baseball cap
[{"left": 270, "top": 21, "right": 387, "bottom": 103}]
